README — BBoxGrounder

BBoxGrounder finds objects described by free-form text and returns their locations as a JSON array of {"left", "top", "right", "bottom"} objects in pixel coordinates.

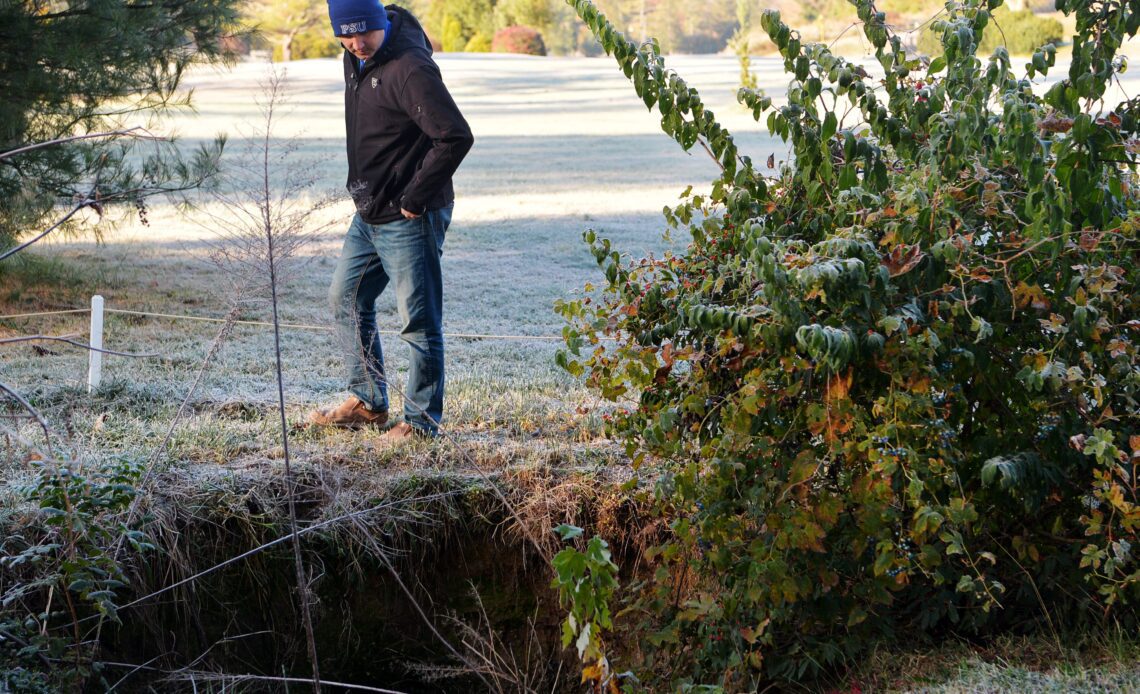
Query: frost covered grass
[
  {"left": 853, "top": 632, "right": 1140, "bottom": 693},
  {"left": 0, "top": 55, "right": 782, "bottom": 447},
  {"left": 0, "top": 55, "right": 819, "bottom": 491}
]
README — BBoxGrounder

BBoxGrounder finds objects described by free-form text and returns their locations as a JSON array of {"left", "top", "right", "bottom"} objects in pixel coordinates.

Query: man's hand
[{"left": 401, "top": 208, "right": 420, "bottom": 219}]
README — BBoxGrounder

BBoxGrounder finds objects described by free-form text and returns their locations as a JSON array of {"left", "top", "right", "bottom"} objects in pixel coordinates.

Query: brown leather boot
[
  {"left": 378, "top": 421, "right": 423, "bottom": 445},
  {"left": 306, "top": 396, "right": 388, "bottom": 429}
]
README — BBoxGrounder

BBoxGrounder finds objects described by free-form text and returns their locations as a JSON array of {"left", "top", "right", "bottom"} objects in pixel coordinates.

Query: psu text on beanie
[{"left": 327, "top": 0, "right": 390, "bottom": 37}]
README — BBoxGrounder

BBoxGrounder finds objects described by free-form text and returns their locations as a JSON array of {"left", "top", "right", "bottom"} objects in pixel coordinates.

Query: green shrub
[
  {"left": 492, "top": 25, "right": 547, "bottom": 55},
  {"left": 1, "top": 458, "right": 153, "bottom": 688},
  {"left": 272, "top": 28, "right": 342, "bottom": 61},
  {"left": 440, "top": 14, "right": 466, "bottom": 52},
  {"left": 918, "top": 5, "right": 1063, "bottom": 56},
  {"left": 465, "top": 31, "right": 493, "bottom": 52},
  {"left": 558, "top": 0, "right": 1140, "bottom": 688}
]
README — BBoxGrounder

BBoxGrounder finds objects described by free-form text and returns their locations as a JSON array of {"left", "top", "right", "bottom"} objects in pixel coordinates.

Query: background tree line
[
  {"left": 247, "top": 0, "right": 1065, "bottom": 62},
  {"left": 248, "top": 0, "right": 742, "bottom": 59}
]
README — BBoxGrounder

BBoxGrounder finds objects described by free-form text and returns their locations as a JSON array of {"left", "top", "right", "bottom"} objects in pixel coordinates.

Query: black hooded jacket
[{"left": 342, "top": 6, "right": 473, "bottom": 224}]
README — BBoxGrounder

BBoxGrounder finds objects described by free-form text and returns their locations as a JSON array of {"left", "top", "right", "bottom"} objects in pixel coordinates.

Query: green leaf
[
  {"left": 838, "top": 163, "right": 857, "bottom": 189},
  {"left": 873, "top": 548, "right": 894, "bottom": 576},
  {"left": 680, "top": 124, "right": 699, "bottom": 150},
  {"left": 970, "top": 316, "right": 992, "bottom": 342},
  {"left": 68, "top": 579, "right": 94, "bottom": 593},
  {"left": 822, "top": 111, "right": 837, "bottom": 140},
  {"left": 956, "top": 575, "right": 976, "bottom": 594},
  {"left": 555, "top": 524, "right": 584, "bottom": 541}
]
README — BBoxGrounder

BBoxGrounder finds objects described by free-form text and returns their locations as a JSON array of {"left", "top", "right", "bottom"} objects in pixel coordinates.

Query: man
[{"left": 308, "top": 0, "right": 473, "bottom": 441}]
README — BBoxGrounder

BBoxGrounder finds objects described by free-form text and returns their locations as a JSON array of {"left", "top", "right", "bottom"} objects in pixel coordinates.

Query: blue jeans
[{"left": 329, "top": 208, "right": 451, "bottom": 434}]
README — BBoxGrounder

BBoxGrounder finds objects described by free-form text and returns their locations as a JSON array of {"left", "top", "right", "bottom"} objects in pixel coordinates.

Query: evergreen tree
[{"left": 0, "top": 0, "right": 243, "bottom": 252}]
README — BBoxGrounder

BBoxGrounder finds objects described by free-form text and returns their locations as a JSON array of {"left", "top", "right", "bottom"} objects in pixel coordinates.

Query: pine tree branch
[
  {"left": 0, "top": 127, "right": 155, "bottom": 161},
  {"left": 0, "top": 190, "right": 96, "bottom": 262}
]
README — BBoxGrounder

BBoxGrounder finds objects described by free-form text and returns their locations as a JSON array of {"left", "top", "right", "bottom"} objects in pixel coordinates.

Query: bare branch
[
  {"left": 347, "top": 506, "right": 495, "bottom": 692},
  {"left": 106, "top": 489, "right": 468, "bottom": 617},
  {"left": 176, "top": 673, "right": 407, "bottom": 693},
  {"left": 0, "top": 379, "right": 53, "bottom": 456},
  {"left": 0, "top": 421, "right": 57, "bottom": 462},
  {"left": 257, "top": 67, "right": 323, "bottom": 692},
  {"left": 0, "top": 335, "right": 158, "bottom": 358},
  {"left": 97, "top": 661, "right": 408, "bottom": 693},
  {"left": 142, "top": 308, "right": 240, "bottom": 479},
  {"left": 0, "top": 127, "right": 160, "bottom": 161},
  {"left": 105, "top": 632, "right": 272, "bottom": 692},
  {"left": 0, "top": 192, "right": 96, "bottom": 263}
]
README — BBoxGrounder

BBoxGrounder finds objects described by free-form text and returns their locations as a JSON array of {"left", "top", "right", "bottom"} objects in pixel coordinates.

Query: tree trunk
[{"left": 281, "top": 29, "right": 299, "bottom": 62}]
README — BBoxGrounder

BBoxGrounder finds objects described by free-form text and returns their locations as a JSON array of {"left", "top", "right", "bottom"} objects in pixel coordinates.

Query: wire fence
[
  {"left": 0, "top": 297, "right": 588, "bottom": 393},
  {"left": 0, "top": 305, "right": 569, "bottom": 341}
]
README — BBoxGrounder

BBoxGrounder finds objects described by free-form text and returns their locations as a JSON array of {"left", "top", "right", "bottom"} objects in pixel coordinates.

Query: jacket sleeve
[{"left": 395, "top": 62, "right": 474, "bottom": 214}]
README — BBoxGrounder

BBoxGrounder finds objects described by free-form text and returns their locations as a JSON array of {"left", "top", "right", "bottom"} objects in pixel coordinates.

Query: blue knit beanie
[{"left": 328, "top": 0, "right": 390, "bottom": 37}]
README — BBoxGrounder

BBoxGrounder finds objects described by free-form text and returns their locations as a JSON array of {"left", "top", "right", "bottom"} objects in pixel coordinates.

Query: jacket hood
[{"left": 374, "top": 5, "right": 431, "bottom": 64}]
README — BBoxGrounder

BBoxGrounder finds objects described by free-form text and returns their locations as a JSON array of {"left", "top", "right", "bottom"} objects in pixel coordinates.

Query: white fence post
[{"left": 88, "top": 294, "right": 104, "bottom": 393}]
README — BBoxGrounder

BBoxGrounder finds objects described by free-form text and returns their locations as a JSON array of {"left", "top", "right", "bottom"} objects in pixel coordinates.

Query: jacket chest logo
[{"left": 371, "top": 77, "right": 379, "bottom": 89}]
